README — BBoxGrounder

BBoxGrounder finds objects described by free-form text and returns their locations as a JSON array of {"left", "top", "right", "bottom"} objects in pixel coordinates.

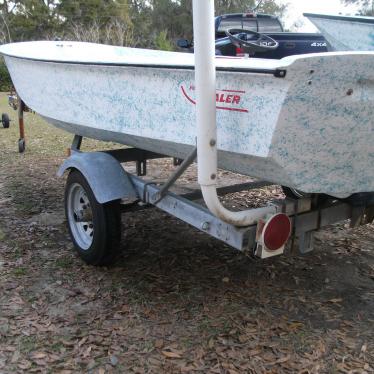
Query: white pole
[
  {"left": 192, "top": 0, "right": 276, "bottom": 226},
  {"left": 192, "top": 0, "right": 217, "bottom": 187}
]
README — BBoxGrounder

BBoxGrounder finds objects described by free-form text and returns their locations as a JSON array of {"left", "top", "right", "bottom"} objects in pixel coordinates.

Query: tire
[
  {"left": 2, "top": 113, "right": 10, "bottom": 128},
  {"left": 18, "top": 138, "right": 25, "bottom": 153},
  {"left": 64, "top": 170, "right": 122, "bottom": 266}
]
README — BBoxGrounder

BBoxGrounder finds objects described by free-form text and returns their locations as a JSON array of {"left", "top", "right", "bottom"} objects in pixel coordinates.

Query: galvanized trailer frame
[{"left": 57, "top": 134, "right": 374, "bottom": 262}]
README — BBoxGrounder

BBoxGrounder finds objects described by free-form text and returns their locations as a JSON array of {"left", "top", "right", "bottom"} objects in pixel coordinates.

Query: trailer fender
[{"left": 57, "top": 152, "right": 137, "bottom": 204}]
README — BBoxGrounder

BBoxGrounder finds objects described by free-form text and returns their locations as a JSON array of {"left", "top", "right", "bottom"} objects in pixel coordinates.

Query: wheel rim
[{"left": 67, "top": 183, "right": 94, "bottom": 250}]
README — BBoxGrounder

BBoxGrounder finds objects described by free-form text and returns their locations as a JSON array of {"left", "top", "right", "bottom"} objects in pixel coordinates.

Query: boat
[
  {"left": 304, "top": 13, "right": 374, "bottom": 51},
  {"left": 0, "top": 41, "right": 373, "bottom": 197}
]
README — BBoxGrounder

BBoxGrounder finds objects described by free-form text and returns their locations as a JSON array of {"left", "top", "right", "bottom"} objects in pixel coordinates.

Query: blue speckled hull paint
[
  {"left": 3, "top": 52, "right": 374, "bottom": 196},
  {"left": 306, "top": 15, "right": 374, "bottom": 51}
]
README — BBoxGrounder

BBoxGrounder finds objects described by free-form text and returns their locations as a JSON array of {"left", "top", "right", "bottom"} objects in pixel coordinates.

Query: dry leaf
[
  {"left": 18, "top": 360, "right": 32, "bottom": 370},
  {"left": 288, "top": 322, "right": 304, "bottom": 330},
  {"left": 83, "top": 346, "right": 92, "bottom": 358},
  {"left": 162, "top": 350, "right": 182, "bottom": 359},
  {"left": 11, "top": 351, "right": 20, "bottom": 364},
  {"left": 329, "top": 298, "right": 343, "bottom": 303},
  {"left": 34, "top": 359, "right": 48, "bottom": 366},
  {"left": 154, "top": 339, "right": 164, "bottom": 349},
  {"left": 238, "top": 335, "right": 248, "bottom": 343},
  {"left": 248, "top": 349, "right": 261, "bottom": 357},
  {"left": 77, "top": 337, "right": 88, "bottom": 347},
  {"left": 275, "top": 355, "right": 291, "bottom": 364},
  {"left": 30, "top": 352, "right": 47, "bottom": 360},
  {"left": 208, "top": 338, "right": 215, "bottom": 348},
  {"left": 61, "top": 340, "right": 75, "bottom": 347}
]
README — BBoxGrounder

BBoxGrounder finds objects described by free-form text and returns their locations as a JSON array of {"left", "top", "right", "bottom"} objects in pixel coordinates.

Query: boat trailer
[
  {"left": 57, "top": 134, "right": 374, "bottom": 266},
  {"left": 7, "top": 0, "right": 374, "bottom": 266}
]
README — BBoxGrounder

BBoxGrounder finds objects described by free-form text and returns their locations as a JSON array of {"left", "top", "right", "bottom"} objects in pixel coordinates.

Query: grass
[
  {"left": 50, "top": 341, "right": 66, "bottom": 353},
  {"left": 55, "top": 256, "right": 75, "bottom": 269},
  {"left": 18, "top": 335, "right": 38, "bottom": 354},
  {"left": 6, "top": 179, "right": 39, "bottom": 213},
  {"left": 13, "top": 267, "right": 27, "bottom": 277},
  {"left": 0, "top": 92, "right": 121, "bottom": 160},
  {"left": 10, "top": 246, "right": 24, "bottom": 260},
  {"left": 197, "top": 316, "right": 233, "bottom": 338}
]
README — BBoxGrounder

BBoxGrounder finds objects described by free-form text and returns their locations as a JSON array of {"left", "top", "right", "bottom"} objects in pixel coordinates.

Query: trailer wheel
[
  {"left": 65, "top": 170, "right": 122, "bottom": 266},
  {"left": 2, "top": 113, "right": 10, "bottom": 128},
  {"left": 18, "top": 138, "right": 25, "bottom": 153}
]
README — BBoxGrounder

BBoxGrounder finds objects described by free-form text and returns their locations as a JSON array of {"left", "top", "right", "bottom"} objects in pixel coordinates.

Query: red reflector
[{"left": 263, "top": 214, "right": 291, "bottom": 251}]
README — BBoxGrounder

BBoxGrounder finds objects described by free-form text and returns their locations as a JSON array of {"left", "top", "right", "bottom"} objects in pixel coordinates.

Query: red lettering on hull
[{"left": 182, "top": 86, "right": 248, "bottom": 113}]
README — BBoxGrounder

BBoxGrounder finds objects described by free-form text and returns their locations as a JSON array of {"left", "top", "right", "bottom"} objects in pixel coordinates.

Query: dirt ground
[{"left": 0, "top": 93, "right": 373, "bottom": 373}]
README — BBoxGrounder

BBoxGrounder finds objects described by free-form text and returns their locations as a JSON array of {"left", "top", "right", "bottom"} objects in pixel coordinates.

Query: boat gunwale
[
  {"left": 2, "top": 54, "right": 283, "bottom": 76},
  {"left": 303, "top": 12, "right": 374, "bottom": 25}
]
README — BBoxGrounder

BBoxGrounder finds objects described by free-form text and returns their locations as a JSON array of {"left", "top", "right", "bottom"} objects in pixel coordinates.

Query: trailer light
[
  {"left": 255, "top": 213, "right": 291, "bottom": 258},
  {"left": 263, "top": 213, "right": 291, "bottom": 251}
]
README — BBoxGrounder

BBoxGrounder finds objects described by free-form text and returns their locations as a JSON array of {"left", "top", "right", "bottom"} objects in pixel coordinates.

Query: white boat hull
[
  {"left": 1, "top": 42, "right": 374, "bottom": 196},
  {"left": 304, "top": 13, "right": 374, "bottom": 51}
]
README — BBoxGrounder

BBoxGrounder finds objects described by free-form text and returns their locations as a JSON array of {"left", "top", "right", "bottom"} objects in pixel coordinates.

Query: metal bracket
[
  {"left": 104, "top": 148, "right": 166, "bottom": 163},
  {"left": 150, "top": 147, "right": 197, "bottom": 204},
  {"left": 298, "top": 231, "right": 314, "bottom": 254},
  {"left": 366, "top": 206, "right": 374, "bottom": 224},
  {"left": 71, "top": 135, "right": 83, "bottom": 151},
  {"left": 142, "top": 182, "right": 156, "bottom": 203},
  {"left": 173, "top": 157, "right": 183, "bottom": 166},
  {"left": 350, "top": 206, "right": 365, "bottom": 228},
  {"left": 136, "top": 159, "right": 147, "bottom": 176}
]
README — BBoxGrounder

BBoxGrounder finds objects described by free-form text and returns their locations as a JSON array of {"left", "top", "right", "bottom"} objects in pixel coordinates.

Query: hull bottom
[{"left": 45, "top": 116, "right": 291, "bottom": 188}]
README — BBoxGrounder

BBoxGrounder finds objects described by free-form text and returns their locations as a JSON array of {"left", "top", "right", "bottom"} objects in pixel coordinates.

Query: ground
[{"left": 0, "top": 93, "right": 373, "bottom": 374}]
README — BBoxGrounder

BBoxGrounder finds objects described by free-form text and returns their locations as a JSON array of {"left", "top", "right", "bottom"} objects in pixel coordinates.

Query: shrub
[
  {"left": 0, "top": 57, "right": 12, "bottom": 92},
  {"left": 154, "top": 30, "right": 173, "bottom": 51}
]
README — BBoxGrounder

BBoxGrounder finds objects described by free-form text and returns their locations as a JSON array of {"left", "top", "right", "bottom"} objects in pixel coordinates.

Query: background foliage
[
  {"left": 0, "top": 0, "right": 286, "bottom": 47},
  {"left": 342, "top": 0, "right": 374, "bottom": 15},
  {"left": 0, "top": 57, "right": 12, "bottom": 91},
  {"left": 0, "top": 0, "right": 286, "bottom": 91}
]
